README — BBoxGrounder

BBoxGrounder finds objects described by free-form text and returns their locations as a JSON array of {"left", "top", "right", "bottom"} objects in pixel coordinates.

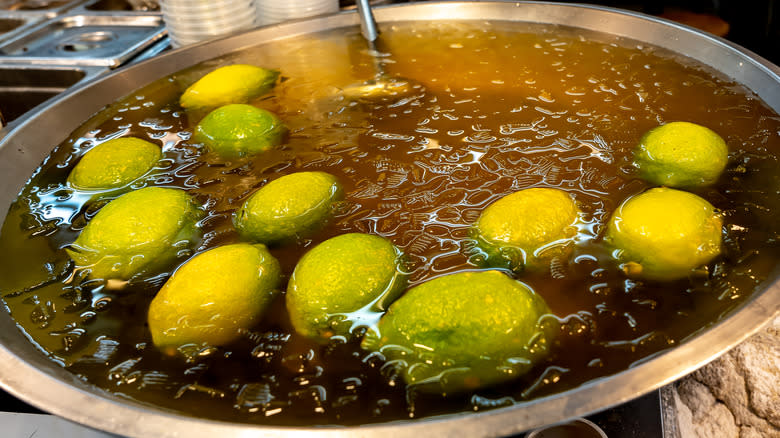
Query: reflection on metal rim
[
  {"left": 0, "top": 2, "right": 778, "bottom": 437},
  {"left": 525, "top": 418, "right": 608, "bottom": 438}
]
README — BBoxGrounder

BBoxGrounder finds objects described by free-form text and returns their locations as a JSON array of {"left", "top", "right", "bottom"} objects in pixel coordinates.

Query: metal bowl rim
[{"left": 0, "top": 2, "right": 778, "bottom": 437}]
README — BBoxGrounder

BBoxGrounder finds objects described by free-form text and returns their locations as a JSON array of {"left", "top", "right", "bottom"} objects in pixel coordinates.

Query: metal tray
[
  {"left": 0, "top": 63, "right": 105, "bottom": 124},
  {"left": 72, "top": 0, "right": 159, "bottom": 14},
  {"left": 0, "top": 10, "right": 47, "bottom": 44},
  {"left": 0, "top": 13, "right": 166, "bottom": 66},
  {"left": 0, "top": 0, "right": 84, "bottom": 18}
]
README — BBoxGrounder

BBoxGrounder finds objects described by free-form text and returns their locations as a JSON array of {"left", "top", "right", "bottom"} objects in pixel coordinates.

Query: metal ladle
[{"left": 342, "top": 0, "right": 417, "bottom": 100}]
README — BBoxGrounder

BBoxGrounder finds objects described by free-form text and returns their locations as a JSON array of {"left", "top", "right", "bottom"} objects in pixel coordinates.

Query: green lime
[
  {"left": 67, "top": 137, "right": 161, "bottom": 190},
  {"left": 471, "top": 187, "right": 581, "bottom": 273},
  {"left": 362, "top": 270, "right": 554, "bottom": 393},
  {"left": 67, "top": 187, "right": 202, "bottom": 280},
  {"left": 193, "top": 104, "right": 286, "bottom": 158},
  {"left": 234, "top": 172, "right": 344, "bottom": 244},
  {"left": 634, "top": 121, "right": 728, "bottom": 187},
  {"left": 180, "top": 64, "right": 279, "bottom": 109},
  {"left": 605, "top": 187, "right": 722, "bottom": 280},
  {"left": 148, "top": 243, "right": 281, "bottom": 350},
  {"left": 286, "top": 233, "right": 407, "bottom": 342}
]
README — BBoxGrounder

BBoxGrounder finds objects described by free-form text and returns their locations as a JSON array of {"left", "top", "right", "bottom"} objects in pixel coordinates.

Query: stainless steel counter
[{"left": 0, "top": 0, "right": 164, "bottom": 125}]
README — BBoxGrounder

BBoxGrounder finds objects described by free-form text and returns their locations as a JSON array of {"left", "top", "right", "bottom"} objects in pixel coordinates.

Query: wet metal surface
[
  {"left": 0, "top": 11, "right": 47, "bottom": 44},
  {"left": 0, "top": 13, "right": 165, "bottom": 66},
  {"left": 0, "top": 64, "right": 105, "bottom": 122}
]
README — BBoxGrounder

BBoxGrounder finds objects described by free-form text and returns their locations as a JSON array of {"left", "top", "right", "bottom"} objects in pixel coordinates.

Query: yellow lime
[
  {"left": 362, "top": 270, "right": 554, "bottom": 393},
  {"left": 634, "top": 121, "right": 728, "bottom": 187},
  {"left": 179, "top": 64, "right": 279, "bottom": 109},
  {"left": 234, "top": 172, "right": 344, "bottom": 244},
  {"left": 67, "top": 137, "right": 161, "bottom": 190},
  {"left": 605, "top": 187, "right": 722, "bottom": 280},
  {"left": 286, "top": 233, "right": 407, "bottom": 342},
  {"left": 67, "top": 187, "right": 202, "bottom": 280},
  {"left": 471, "top": 187, "right": 581, "bottom": 273},
  {"left": 148, "top": 243, "right": 281, "bottom": 350},
  {"left": 193, "top": 104, "right": 286, "bottom": 158}
]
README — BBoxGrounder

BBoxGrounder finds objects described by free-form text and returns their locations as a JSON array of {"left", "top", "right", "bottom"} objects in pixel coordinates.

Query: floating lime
[
  {"left": 362, "top": 270, "right": 554, "bottom": 393},
  {"left": 606, "top": 187, "right": 722, "bottom": 280},
  {"left": 235, "top": 172, "right": 344, "bottom": 244},
  {"left": 67, "top": 187, "right": 202, "bottom": 280},
  {"left": 67, "top": 137, "right": 161, "bottom": 190},
  {"left": 471, "top": 187, "right": 581, "bottom": 273},
  {"left": 180, "top": 64, "right": 279, "bottom": 109},
  {"left": 286, "top": 233, "right": 407, "bottom": 342},
  {"left": 193, "top": 104, "right": 286, "bottom": 158},
  {"left": 634, "top": 121, "right": 728, "bottom": 187},
  {"left": 148, "top": 243, "right": 281, "bottom": 350}
]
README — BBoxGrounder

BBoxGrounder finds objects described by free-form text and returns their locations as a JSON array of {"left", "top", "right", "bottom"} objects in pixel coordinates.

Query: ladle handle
[{"left": 356, "top": 0, "right": 379, "bottom": 42}]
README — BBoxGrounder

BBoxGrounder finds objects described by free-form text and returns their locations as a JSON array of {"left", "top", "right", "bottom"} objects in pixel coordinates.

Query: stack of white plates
[
  {"left": 256, "top": 0, "right": 339, "bottom": 26},
  {"left": 160, "top": 0, "right": 257, "bottom": 48}
]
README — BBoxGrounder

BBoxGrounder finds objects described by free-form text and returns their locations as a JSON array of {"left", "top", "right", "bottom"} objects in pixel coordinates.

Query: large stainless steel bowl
[{"left": 0, "top": 2, "right": 778, "bottom": 437}]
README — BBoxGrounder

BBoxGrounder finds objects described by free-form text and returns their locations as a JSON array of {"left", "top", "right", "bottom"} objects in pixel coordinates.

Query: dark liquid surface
[{"left": 1, "top": 21, "right": 779, "bottom": 425}]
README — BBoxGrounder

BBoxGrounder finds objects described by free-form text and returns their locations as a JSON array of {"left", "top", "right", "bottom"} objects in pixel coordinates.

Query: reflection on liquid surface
[{"left": 1, "top": 21, "right": 779, "bottom": 425}]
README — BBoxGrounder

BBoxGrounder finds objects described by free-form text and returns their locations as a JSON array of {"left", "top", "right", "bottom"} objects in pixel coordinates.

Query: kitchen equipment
[
  {"left": 0, "top": 13, "right": 166, "bottom": 66},
  {"left": 525, "top": 418, "right": 607, "bottom": 438},
  {"left": 0, "top": 0, "right": 76, "bottom": 17},
  {"left": 159, "top": 0, "right": 255, "bottom": 48},
  {"left": 0, "top": 10, "right": 47, "bottom": 44},
  {"left": 255, "top": 0, "right": 339, "bottom": 26},
  {"left": 342, "top": 0, "right": 416, "bottom": 100},
  {"left": 356, "top": 0, "right": 377, "bottom": 41},
  {"left": 75, "top": 0, "right": 161, "bottom": 14},
  {"left": 0, "top": 64, "right": 104, "bottom": 122},
  {"left": 0, "top": 2, "right": 777, "bottom": 437}
]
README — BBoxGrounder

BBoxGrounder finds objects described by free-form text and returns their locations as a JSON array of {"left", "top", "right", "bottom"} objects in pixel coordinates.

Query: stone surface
[
  {"left": 738, "top": 323, "right": 780, "bottom": 427},
  {"left": 676, "top": 378, "right": 740, "bottom": 438},
  {"left": 673, "top": 316, "right": 780, "bottom": 438}
]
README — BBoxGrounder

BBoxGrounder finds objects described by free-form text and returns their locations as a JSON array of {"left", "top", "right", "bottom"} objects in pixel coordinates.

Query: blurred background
[
  {"left": 552, "top": 0, "right": 779, "bottom": 64},
  {"left": 375, "top": 0, "right": 780, "bottom": 64}
]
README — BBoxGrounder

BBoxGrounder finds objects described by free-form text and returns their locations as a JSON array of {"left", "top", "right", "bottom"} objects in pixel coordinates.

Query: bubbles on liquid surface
[{"left": 0, "top": 20, "right": 779, "bottom": 425}]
